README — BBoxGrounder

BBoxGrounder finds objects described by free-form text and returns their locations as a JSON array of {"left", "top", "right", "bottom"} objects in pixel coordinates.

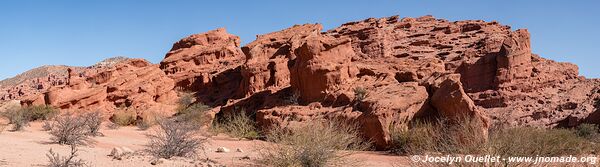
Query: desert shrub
[
  {"left": 258, "top": 120, "right": 370, "bottom": 167},
  {"left": 146, "top": 119, "right": 207, "bottom": 159},
  {"left": 390, "top": 115, "right": 487, "bottom": 155},
  {"left": 489, "top": 127, "right": 593, "bottom": 157},
  {"left": 175, "top": 103, "right": 211, "bottom": 126},
  {"left": 42, "top": 121, "right": 54, "bottom": 131},
  {"left": 46, "top": 144, "right": 86, "bottom": 167},
  {"left": 49, "top": 114, "right": 89, "bottom": 145},
  {"left": 110, "top": 109, "right": 136, "bottom": 126},
  {"left": 212, "top": 110, "right": 260, "bottom": 139},
  {"left": 575, "top": 123, "right": 599, "bottom": 139},
  {"left": 80, "top": 111, "right": 102, "bottom": 136},
  {"left": 390, "top": 122, "right": 438, "bottom": 155},
  {"left": 178, "top": 93, "right": 196, "bottom": 108},
  {"left": 3, "top": 107, "right": 29, "bottom": 131},
  {"left": 353, "top": 87, "right": 368, "bottom": 102},
  {"left": 27, "top": 105, "right": 59, "bottom": 121},
  {"left": 136, "top": 111, "right": 161, "bottom": 130}
]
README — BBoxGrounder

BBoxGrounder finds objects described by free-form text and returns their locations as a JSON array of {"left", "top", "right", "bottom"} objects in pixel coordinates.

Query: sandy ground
[{"left": 0, "top": 122, "right": 409, "bottom": 167}]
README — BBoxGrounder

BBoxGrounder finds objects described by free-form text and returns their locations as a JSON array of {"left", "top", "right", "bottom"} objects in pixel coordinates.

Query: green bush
[
  {"left": 175, "top": 103, "right": 211, "bottom": 125},
  {"left": 27, "top": 105, "right": 59, "bottom": 121},
  {"left": 3, "top": 107, "right": 30, "bottom": 131},
  {"left": 212, "top": 110, "right": 260, "bottom": 139},
  {"left": 1, "top": 105, "right": 58, "bottom": 131},
  {"left": 575, "top": 123, "right": 599, "bottom": 139}
]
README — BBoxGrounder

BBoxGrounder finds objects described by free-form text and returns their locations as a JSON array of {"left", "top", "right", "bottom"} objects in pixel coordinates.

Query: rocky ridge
[{"left": 1, "top": 15, "right": 598, "bottom": 149}]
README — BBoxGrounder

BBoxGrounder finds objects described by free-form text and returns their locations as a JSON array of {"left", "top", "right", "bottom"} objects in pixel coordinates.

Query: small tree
[
  {"left": 49, "top": 114, "right": 89, "bottom": 145},
  {"left": 81, "top": 111, "right": 102, "bottom": 136},
  {"left": 146, "top": 119, "right": 207, "bottom": 159}
]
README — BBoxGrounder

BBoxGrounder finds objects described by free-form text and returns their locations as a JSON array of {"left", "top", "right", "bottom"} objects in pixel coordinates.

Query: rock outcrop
[
  {"left": 21, "top": 59, "right": 178, "bottom": 117},
  {"left": 160, "top": 28, "right": 245, "bottom": 105},
  {"left": 1, "top": 15, "right": 597, "bottom": 149},
  {"left": 0, "top": 66, "right": 81, "bottom": 101},
  {"left": 238, "top": 24, "right": 322, "bottom": 97}
]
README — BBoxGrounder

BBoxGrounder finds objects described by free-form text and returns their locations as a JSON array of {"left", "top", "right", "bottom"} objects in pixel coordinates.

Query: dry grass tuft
[
  {"left": 110, "top": 109, "right": 136, "bottom": 126},
  {"left": 488, "top": 127, "right": 593, "bottom": 157},
  {"left": 390, "top": 115, "right": 487, "bottom": 155},
  {"left": 258, "top": 120, "right": 370, "bottom": 167},
  {"left": 212, "top": 110, "right": 260, "bottom": 139},
  {"left": 392, "top": 116, "right": 599, "bottom": 167},
  {"left": 175, "top": 103, "right": 211, "bottom": 126}
]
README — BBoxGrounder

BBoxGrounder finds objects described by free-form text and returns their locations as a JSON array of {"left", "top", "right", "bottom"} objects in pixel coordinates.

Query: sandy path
[{"left": 0, "top": 122, "right": 408, "bottom": 167}]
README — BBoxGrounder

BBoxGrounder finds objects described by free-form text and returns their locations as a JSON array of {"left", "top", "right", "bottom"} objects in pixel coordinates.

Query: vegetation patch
[
  {"left": 1, "top": 105, "right": 58, "bottom": 131},
  {"left": 175, "top": 103, "right": 211, "bottom": 126},
  {"left": 258, "top": 120, "right": 370, "bottom": 167},
  {"left": 212, "top": 110, "right": 260, "bottom": 139},
  {"left": 49, "top": 113, "right": 90, "bottom": 145},
  {"left": 146, "top": 119, "right": 207, "bottom": 159},
  {"left": 46, "top": 144, "right": 87, "bottom": 167},
  {"left": 391, "top": 116, "right": 600, "bottom": 166},
  {"left": 110, "top": 109, "right": 137, "bottom": 126}
]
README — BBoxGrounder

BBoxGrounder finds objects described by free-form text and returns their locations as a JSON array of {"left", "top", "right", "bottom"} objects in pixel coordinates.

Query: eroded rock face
[
  {"left": 238, "top": 24, "right": 322, "bottom": 97},
  {"left": 22, "top": 59, "right": 178, "bottom": 116},
  {"left": 290, "top": 35, "right": 357, "bottom": 103},
  {"left": 355, "top": 82, "right": 429, "bottom": 148},
  {"left": 160, "top": 28, "right": 245, "bottom": 105},
  {"left": 324, "top": 15, "right": 598, "bottom": 129}
]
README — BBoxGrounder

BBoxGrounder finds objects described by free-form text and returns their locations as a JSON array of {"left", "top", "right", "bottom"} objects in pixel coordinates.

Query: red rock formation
[
  {"left": 160, "top": 28, "right": 245, "bottom": 105},
  {"left": 238, "top": 24, "right": 322, "bottom": 97},
  {"left": 22, "top": 59, "right": 178, "bottom": 117},
  {"left": 290, "top": 35, "right": 357, "bottom": 103},
  {"left": 157, "top": 16, "right": 597, "bottom": 149},
  {"left": 2, "top": 15, "right": 598, "bottom": 150}
]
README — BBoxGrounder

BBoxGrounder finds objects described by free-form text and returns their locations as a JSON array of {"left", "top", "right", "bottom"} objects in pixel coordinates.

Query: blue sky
[{"left": 0, "top": 0, "right": 598, "bottom": 79}]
